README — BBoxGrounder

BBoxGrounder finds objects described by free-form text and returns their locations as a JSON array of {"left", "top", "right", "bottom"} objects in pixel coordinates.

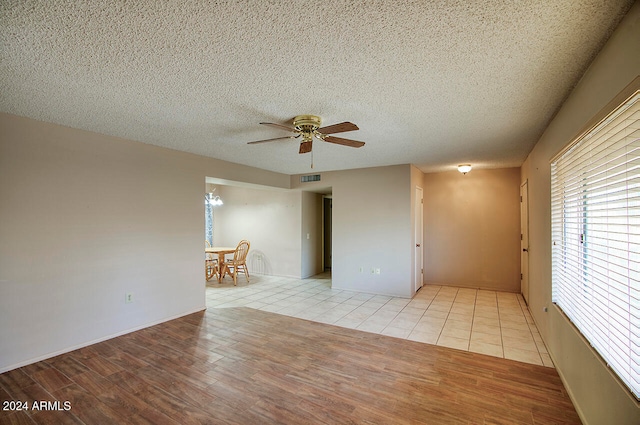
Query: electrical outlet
[
  {"left": 375, "top": 268, "right": 381, "bottom": 275},
  {"left": 125, "top": 293, "right": 134, "bottom": 304},
  {"left": 359, "top": 266, "right": 363, "bottom": 273}
]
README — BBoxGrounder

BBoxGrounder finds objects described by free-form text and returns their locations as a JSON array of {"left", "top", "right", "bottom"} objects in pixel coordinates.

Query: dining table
[{"left": 205, "top": 246, "right": 236, "bottom": 282}]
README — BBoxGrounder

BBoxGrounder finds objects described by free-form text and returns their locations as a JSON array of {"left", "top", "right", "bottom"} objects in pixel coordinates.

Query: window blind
[{"left": 551, "top": 90, "right": 640, "bottom": 399}]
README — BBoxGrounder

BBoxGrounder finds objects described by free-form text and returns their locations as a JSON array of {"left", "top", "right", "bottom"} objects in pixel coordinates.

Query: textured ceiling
[{"left": 0, "top": 1, "right": 634, "bottom": 175}]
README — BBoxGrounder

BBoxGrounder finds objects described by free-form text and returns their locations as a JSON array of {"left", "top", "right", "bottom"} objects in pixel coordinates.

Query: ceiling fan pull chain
[{"left": 311, "top": 149, "right": 314, "bottom": 168}]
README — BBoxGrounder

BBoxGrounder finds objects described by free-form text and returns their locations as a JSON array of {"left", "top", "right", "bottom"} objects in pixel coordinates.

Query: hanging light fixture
[{"left": 457, "top": 164, "right": 472, "bottom": 175}]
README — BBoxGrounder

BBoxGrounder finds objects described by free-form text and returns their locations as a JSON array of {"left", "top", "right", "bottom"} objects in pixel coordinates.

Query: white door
[
  {"left": 415, "top": 186, "right": 424, "bottom": 293},
  {"left": 520, "top": 181, "right": 530, "bottom": 305}
]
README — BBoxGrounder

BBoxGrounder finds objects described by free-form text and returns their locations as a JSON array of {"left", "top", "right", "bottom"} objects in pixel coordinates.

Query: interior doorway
[{"left": 323, "top": 196, "right": 332, "bottom": 270}]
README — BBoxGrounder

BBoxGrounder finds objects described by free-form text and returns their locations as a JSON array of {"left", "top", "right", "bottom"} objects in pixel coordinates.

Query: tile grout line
[
  {"left": 491, "top": 291, "right": 506, "bottom": 359},
  {"left": 405, "top": 289, "right": 437, "bottom": 338},
  {"left": 517, "top": 294, "right": 545, "bottom": 365},
  {"left": 468, "top": 288, "right": 479, "bottom": 354},
  {"left": 435, "top": 287, "right": 458, "bottom": 348}
]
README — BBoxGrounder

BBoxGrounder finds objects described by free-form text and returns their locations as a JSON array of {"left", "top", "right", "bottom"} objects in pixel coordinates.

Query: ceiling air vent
[{"left": 300, "top": 174, "right": 321, "bottom": 183}]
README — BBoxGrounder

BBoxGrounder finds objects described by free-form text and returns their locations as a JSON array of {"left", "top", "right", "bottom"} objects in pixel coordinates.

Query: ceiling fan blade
[
  {"left": 260, "top": 122, "right": 299, "bottom": 133},
  {"left": 323, "top": 135, "right": 365, "bottom": 148},
  {"left": 247, "top": 135, "right": 300, "bottom": 145},
  {"left": 317, "top": 122, "right": 359, "bottom": 134},
  {"left": 299, "top": 140, "right": 312, "bottom": 154}
]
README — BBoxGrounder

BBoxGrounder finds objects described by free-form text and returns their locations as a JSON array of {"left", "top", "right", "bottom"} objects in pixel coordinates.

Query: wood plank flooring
[{"left": 1, "top": 307, "right": 581, "bottom": 424}]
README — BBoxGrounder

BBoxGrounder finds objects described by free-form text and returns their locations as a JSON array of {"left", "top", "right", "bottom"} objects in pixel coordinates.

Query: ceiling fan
[{"left": 247, "top": 115, "right": 365, "bottom": 155}]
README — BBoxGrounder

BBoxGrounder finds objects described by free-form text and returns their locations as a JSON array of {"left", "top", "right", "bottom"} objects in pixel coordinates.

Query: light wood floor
[{"left": 1, "top": 306, "right": 580, "bottom": 424}]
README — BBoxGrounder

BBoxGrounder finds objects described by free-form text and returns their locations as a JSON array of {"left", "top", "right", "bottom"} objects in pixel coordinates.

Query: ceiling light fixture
[{"left": 457, "top": 164, "right": 472, "bottom": 175}]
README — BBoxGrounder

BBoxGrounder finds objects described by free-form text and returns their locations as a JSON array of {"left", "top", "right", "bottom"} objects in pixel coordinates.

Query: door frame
[
  {"left": 520, "top": 180, "right": 530, "bottom": 304},
  {"left": 322, "top": 195, "right": 332, "bottom": 271},
  {"left": 415, "top": 186, "right": 424, "bottom": 293}
]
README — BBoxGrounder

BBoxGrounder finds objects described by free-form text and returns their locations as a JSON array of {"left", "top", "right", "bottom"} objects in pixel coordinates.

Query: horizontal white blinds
[{"left": 551, "top": 91, "right": 640, "bottom": 400}]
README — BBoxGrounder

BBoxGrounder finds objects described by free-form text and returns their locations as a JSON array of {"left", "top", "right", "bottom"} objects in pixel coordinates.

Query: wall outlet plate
[{"left": 125, "top": 293, "right": 134, "bottom": 304}]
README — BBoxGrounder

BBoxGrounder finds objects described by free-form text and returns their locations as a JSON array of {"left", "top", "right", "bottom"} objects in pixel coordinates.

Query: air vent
[{"left": 300, "top": 174, "right": 321, "bottom": 183}]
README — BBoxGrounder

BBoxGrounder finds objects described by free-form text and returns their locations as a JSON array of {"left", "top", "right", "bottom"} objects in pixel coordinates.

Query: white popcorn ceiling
[{"left": 0, "top": 1, "right": 634, "bottom": 174}]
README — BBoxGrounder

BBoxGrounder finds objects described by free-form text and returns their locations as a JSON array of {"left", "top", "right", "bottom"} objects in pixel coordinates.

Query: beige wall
[
  {"left": 522, "top": 3, "right": 640, "bottom": 424},
  {"left": 422, "top": 168, "right": 521, "bottom": 292},
  {"left": 213, "top": 163, "right": 417, "bottom": 290},
  {"left": 333, "top": 165, "right": 413, "bottom": 296},
  {"left": 292, "top": 165, "right": 414, "bottom": 297},
  {"left": 212, "top": 185, "right": 304, "bottom": 278},
  {"left": 208, "top": 184, "right": 324, "bottom": 278},
  {"left": 0, "top": 113, "right": 290, "bottom": 372}
]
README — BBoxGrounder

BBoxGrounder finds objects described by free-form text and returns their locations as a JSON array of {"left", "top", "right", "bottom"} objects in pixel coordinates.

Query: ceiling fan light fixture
[{"left": 458, "top": 164, "right": 472, "bottom": 174}]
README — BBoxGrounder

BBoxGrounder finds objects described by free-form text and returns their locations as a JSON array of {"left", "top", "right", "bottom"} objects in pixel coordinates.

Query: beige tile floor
[{"left": 206, "top": 272, "right": 553, "bottom": 367}]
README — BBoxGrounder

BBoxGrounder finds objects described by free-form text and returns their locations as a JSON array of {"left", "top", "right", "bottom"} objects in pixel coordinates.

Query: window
[
  {"left": 205, "top": 191, "right": 223, "bottom": 245},
  {"left": 205, "top": 198, "right": 213, "bottom": 246},
  {"left": 551, "top": 82, "right": 640, "bottom": 399}
]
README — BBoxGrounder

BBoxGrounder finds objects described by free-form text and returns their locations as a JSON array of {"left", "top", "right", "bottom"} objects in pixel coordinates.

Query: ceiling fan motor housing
[{"left": 293, "top": 115, "right": 321, "bottom": 133}]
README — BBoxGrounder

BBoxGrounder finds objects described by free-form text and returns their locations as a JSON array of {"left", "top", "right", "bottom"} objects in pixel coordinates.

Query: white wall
[
  {"left": 212, "top": 185, "right": 302, "bottom": 278},
  {"left": 521, "top": 3, "right": 640, "bottom": 423},
  {"left": 0, "top": 113, "right": 289, "bottom": 372},
  {"left": 292, "top": 165, "right": 414, "bottom": 297}
]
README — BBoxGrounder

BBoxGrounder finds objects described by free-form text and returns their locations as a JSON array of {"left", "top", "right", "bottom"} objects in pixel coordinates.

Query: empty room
[{"left": 1, "top": 1, "right": 639, "bottom": 424}]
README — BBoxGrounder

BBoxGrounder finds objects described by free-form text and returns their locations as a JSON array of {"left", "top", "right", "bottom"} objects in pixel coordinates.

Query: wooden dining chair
[
  {"left": 205, "top": 258, "right": 218, "bottom": 282},
  {"left": 205, "top": 240, "right": 217, "bottom": 281},
  {"left": 223, "top": 240, "right": 250, "bottom": 285},
  {"left": 205, "top": 240, "right": 213, "bottom": 259}
]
